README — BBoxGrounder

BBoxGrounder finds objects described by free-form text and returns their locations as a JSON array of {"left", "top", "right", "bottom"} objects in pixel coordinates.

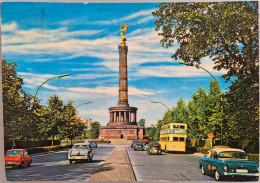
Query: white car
[{"left": 68, "top": 143, "right": 94, "bottom": 164}]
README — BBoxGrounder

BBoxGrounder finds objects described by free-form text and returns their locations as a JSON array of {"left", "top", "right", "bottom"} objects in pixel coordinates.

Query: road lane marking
[{"left": 182, "top": 160, "right": 193, "bottom": 164}]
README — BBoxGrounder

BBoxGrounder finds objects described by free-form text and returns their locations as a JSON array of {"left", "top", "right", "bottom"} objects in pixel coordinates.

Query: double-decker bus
[{"left": 159, "top": 123, "right": 187, "bottom": 152}]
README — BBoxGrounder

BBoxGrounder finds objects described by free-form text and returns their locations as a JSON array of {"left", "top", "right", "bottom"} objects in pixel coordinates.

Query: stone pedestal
[{"left": 99, "top": 125, "right": 145, "bottom": 140}]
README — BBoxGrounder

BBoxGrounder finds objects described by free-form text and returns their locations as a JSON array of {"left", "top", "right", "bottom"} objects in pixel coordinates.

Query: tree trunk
[{"left": 52, "top": 136, "right": 54, "bottom": 146}]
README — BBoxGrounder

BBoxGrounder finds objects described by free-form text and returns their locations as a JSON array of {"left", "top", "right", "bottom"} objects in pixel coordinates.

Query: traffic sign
[{"left": 208, "top": 133, "right": 214, "bottom": 139}]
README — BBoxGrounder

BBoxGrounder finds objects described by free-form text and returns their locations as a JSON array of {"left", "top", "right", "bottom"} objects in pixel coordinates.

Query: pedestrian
[{"left": 12, "top": 140, "right": 16, "bottom": 149}]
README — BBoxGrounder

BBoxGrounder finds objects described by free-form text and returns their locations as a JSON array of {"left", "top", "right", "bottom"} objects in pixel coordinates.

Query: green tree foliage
[
  {"left": 207, "top": 79, "right": 223, "bottom": 140},
  {"left": 224, "top": 74, "right": 259, "bottom": 146},
  {"left": 2, "top": 58, "right": 25, "bottom": 140},
  {"left": 90, "top": 121, "right": 101, "bottom": 139},
  {"left": 153, "top": 120, "right": 163, "bottom": 141},
  {"left": 161, "top": 108, "right": 174, "bottom": 126},
  {"left": 145, "top": 126, "right": 157, "bottom": 138},
  {"left": 137, "top": 119, "right": 146, "bottom": 126},
  {"left": 188, "top": 86, "right": 208, "bottom": 139},
  {"left": 2, "top": 58, "right": 39, "bottom": 142},
  {"left": 173, "top": 98, "right": 189, "bottom": 124},
  {"left": 152, "top": 2, "right": 259, "bottom": 83},
  {"left": 40, "top": 95, "right": 65, "bottom": 145},
  {"left": 60, "top": 101, "right": 85, "bottom": 143}
]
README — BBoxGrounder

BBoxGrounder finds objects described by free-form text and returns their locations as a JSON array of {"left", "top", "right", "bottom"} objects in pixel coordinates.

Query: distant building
[{"left": 80, "top": 118, "right": 92, "bottom": 131}]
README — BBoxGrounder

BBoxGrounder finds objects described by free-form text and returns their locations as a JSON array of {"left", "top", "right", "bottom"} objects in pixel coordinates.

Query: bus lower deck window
[
  {"left": 179, "top": 137, "right": 185, "bottom": 141},
  {"left": 173, "top": 137, "right": 178, "bottom": 141}
]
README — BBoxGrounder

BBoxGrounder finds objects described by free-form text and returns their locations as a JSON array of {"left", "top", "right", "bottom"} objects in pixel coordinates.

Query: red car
[{"left": 5, "top": 149, "right": 32, "bottom": 168}]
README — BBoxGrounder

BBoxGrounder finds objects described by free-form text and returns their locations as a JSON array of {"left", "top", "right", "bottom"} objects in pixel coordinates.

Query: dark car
[
  {"left": 84, "top": 141, "right": 97, "bottom": 148},
  {"left": 199, "top": 147, "right": 259, "bottom": 181},
  {"left": 131, "top": 140, "right": 140, "bottom": 148},
  {"left": 134, "top": 141, "right": 145, "bottom": 151},
  {"left": 147, "top": 142, "right": 162, "bottom": 155}
]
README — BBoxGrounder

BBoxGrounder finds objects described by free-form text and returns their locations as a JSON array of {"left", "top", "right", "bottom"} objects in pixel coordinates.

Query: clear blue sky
[{"left": 1, "top": 2, "right": 231, "bottom": 126}]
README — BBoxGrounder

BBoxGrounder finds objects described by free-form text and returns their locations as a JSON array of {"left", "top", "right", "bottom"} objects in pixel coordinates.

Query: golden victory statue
[{"left": 119, "top": 22, "right": 128, "bottom": 44}]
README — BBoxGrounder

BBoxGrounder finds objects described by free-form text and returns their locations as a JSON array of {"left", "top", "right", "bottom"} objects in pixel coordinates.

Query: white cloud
[
  {"left": 134, "top": 57, "right": 226, "bottom": 78},
  {"left": 67, "top": 86, "right": 154, "bottom": 96},
  {"left": 2, "top": 22, "right": 17, "bottom": 32},
  {"left": 122, "top": 9, "right": 155, "bottom": 21}
]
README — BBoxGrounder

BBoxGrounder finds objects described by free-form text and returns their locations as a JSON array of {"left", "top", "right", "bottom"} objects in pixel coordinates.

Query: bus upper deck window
[
  {"left": 180, "top": 125, "right": 185, "bottom": 129},
  {"left": 173, "top": 125, "right": 179, "bottom": 128},
  {"left": 173, "top": 137, "right": 178, "bottom": 141},
  {"left": 179, "top": 137, "right": 185, "bottom": 141},
  {"left": 168, "top": 125, "right": 170, "bottom": 129}
]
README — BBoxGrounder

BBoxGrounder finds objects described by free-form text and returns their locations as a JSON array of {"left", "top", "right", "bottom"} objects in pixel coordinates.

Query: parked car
[
  {"left": 212, "top": 145, "right": 230, "bottom": 149},
  {"left": 144, "top": 141, "right": 153, "bottom": 151},
  {"left": 134, "top": 141, "right": 145, "bottom": 151},
  {"left": 199, "top": 147, "right": 259, "bottom": 181},
  {"left": 90, "top": 141, "right": 97, "bottom": 148},
  {"left": 147, "top": 142, "right": 162, "bottom": 155},
  {"left": 68, "top": 143, "right": 94, "bottom": 164},
  {"left": 131, "top": 140, "right": 140, "bottom": 148},
  {"left": 5, "top": 149, "right": 32, "bottom": 168}
]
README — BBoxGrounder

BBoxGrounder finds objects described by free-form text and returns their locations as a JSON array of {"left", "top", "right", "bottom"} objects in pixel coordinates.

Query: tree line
[
  {"left": 2, "top": 58, "right": 99, "bottom": 147},
  {"left": 145, "top": 1, "right": 259, "bottom": 151}
]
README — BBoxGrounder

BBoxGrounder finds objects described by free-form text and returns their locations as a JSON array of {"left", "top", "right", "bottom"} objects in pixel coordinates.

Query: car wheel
[
  {"left": 215, "top": 170, "right": 222, "bottom": 181},
  {"left": 19, "top": 162, "right": 24, "bottom": 169},
  {"left": 28, "top": 161, "right": 32, "bottom": 167},
  {"left": 69, "top": 160, "right": 73, "bottom": 164},
  {"left": 201, "top": 165, "right": 206, "bottom": 175}
]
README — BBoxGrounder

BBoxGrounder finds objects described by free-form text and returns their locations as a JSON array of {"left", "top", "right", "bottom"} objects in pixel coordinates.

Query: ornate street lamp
[
  {"left": 33, "top": 73, "right": 70, "bottom": 105},
  {"left": 76, "top": 102, "right": 93, "bottom": 109},
  {"left": 150, "top": 101, "right": 173, "bottom": 118}
]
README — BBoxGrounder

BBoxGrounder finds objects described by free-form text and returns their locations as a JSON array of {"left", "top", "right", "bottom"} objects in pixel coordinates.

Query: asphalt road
[
  {"left": 127, "top": 146, "right": 215, "bottom": 182},
  {"left": 5, "top": 146, "right": 115, "bottom": 181}
]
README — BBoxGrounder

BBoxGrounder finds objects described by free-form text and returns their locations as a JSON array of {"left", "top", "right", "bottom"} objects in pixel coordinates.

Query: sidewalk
[{"left": 89, "top": 145, "right": 136, "bottom": 181}]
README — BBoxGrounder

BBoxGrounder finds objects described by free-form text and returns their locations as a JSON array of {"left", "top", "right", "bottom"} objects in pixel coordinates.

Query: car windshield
[
  {"left": 7, "top": 150, "right": 22, "bottom": 156},
  {"left": 72, "top": 145, "right": 88, "bottom": 149},
  {"left": 90, "top": 141, "right": 96, "bottom": 144},
  {"left": 136, "top": 142, "right": 143, "bottom": 145},
  {"left": 218, "top": 151, "right": 248, "bottom": 159}
]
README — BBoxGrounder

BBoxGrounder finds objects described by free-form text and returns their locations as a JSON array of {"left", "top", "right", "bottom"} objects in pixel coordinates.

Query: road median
[{"left": 89, "top": 145, "right": 136, "bottom": 181}]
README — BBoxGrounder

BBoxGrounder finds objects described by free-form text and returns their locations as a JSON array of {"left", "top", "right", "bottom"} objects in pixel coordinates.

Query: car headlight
[{"left": 16, "top": 159, "right": 19, "bottom": 162}]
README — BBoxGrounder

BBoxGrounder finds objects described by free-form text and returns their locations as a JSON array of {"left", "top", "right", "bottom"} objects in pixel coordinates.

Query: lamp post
[
  {"left": 33, "top": 73, "right": 70, "bottom": 105},
  {"left": 32, "top": 74, "right": 70, "bottom": 116},
  {"left": 179, "top": 62, "right": 223, "bottom": 144},
  {"left": 150, "top": 101, "right": 173, "bottom": 119},
  {"left": 76, "top": 102, "right": 92, "bottom": 109}
]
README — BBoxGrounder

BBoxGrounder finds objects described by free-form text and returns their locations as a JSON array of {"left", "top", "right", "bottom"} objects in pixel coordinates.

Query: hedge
[
  {"left": 27, "top": 145, "right": 72, "bottom": 154},
  {"left": 248, "top": 154, "right": 259, "bottom": 163},
  {"left": 5, "top": 140, "right": 60, "bottom": 152}
]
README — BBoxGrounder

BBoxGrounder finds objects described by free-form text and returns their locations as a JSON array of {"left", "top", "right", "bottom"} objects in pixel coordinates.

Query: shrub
[
  {"left": 27, "top": 145, "right": 71, "bottom": 154},
  {"left": 248, "top": 154, "right": 259, "bottom": 163}
]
